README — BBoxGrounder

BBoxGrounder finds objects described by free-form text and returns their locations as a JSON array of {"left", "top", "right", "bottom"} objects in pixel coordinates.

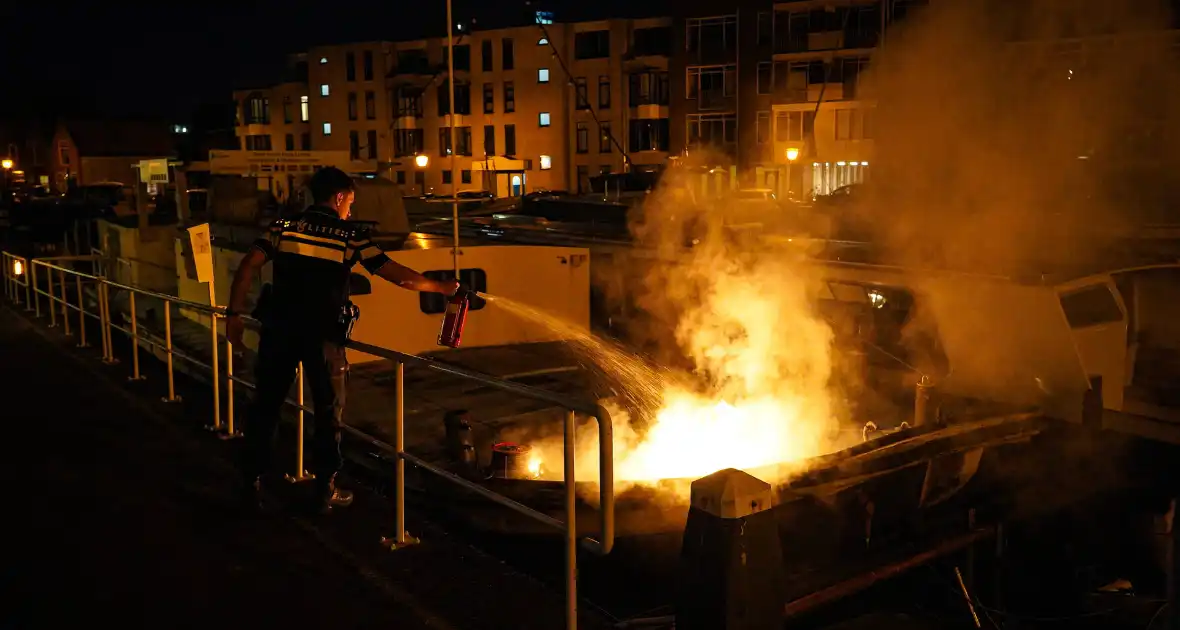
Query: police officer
[{"left": 226, "top": 167, "right": 459, "bottom": 513}]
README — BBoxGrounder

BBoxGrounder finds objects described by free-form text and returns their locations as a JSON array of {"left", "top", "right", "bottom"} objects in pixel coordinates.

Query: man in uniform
[{"left": 226, "top": 167, "right": 459, "bottom": 513}]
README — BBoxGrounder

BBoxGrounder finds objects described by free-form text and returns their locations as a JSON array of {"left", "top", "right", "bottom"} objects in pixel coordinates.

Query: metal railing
[{"left": 1, "top": 250, "right": 614, "bottom": 630}]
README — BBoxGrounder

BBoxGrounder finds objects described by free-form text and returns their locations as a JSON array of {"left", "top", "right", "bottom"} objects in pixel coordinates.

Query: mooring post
[{"left": 676, "top": 468, "right": 784, "bottom": 630}]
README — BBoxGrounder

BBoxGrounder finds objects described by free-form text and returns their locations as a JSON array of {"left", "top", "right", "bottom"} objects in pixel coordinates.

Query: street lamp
[
  {"left": 415, "top": 154, "right": 430, "bottom": 168},
  {"left": 785, "top": 148, "right": 799, "bottom": 198},
  {"left": 1, "top": 159, "right": 12, "bottom": 170}
]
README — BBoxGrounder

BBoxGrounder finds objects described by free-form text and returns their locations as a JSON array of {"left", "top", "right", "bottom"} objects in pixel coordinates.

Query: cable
[{"left": 534, "top": 19, "right": 634, "bottom": 170}]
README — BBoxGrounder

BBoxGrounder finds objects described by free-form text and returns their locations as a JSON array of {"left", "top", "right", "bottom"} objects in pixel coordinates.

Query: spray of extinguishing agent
[{"left": 437, "top": 286, "right": 474, "bottom": 348}]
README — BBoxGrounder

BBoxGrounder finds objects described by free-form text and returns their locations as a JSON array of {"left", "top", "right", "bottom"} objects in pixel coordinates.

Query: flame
[
  {"left": 527, "top": 455, "right": 543, "bottom": 479},
  {"left": 505, "top": 162, "right": 847, "bottom": 497}
]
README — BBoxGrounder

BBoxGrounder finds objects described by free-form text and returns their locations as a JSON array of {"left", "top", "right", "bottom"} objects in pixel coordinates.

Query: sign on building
[
  {"left": 137, "top": 158, "right": 170, "bottom": 185},
  {"left": 208, "top": 150, "right": 354, "bottom": 176}
]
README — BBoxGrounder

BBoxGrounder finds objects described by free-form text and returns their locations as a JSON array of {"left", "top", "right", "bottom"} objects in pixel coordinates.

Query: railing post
[
  {"left": 31, "top": 262, "right": 39, "bottom": 317},
  {"left": 47, "top": 266, "right": 56, "bottom": 328},
  {"left": 58, "top": 268, "right": 70, "bottom": 337},
  {"left": 75, "top": 273, "right": 88, "bottom": 348},
  {"left": 23, "top": 259, "right": 32, "bottom": 311},
  {"left": 206, "top": 312, "right": 222, "bottom": 432},
  {"left": 219, "top": 337, "right": 241, "bottom": 440},
  {"left": 97, "top": 280, "right": 110, "bottom": 361},
  {"left": 101, "top": 282, "right": 118, "bottom": 365},
  {"left": 383, "top": 360, "right": 419, "bottom": 550},
  {"left": 162, "top": 299, "right": 181, "bottom": 402},
  {"left": 564, "top": 408, "right": 579, "bottom": 630},
  {"left": 127, "top": 291, "right": 144, "bottom": 380},
  {"left": 285, "top": 362, "right": 314, "bottom": 482}
]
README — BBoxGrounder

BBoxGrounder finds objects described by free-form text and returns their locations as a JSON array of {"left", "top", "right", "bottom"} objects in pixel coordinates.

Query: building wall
[{"left": 306, "top": 42, "right": 395, "bottom": 171}]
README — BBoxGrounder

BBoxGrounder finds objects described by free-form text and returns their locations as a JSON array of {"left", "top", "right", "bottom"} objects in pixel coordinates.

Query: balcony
[
  {"left": 394, "top": 116, "right": 418, "bottom": 130},
  {"left": 633, "top": 104, "right": 670, "bottom": 120},
  {"left": 808, "top": 31, "right": 844, "bottom": 51}
]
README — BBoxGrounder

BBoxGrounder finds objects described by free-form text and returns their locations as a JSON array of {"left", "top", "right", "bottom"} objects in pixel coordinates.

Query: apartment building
[{"left": 307, "top": 42, "right": 397, "bottom": 169}]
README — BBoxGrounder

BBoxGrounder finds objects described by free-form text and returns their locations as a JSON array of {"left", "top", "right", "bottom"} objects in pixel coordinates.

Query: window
[
  {"left": 396, "top": 170, "right": 406, "bottom": 184},
  {"left": 484, "top": 125, "right": 495, "bottom": 155},
  {"left": 576, "top": 165, "right": 589, "bottom": 193},
  {"left": 539, "top": 155, "right": 552, "bottom": 170},
  {"left": 420, "top": 269, "right": 487, "bottom": 313},
  {"left": 535, "top": 10, "right": 554, "bottom": 24},
  {"left": 439, "top": 128, "right": 451, "bottom": 156},
  {"left": 483, "top": 83, "right": 494, "bottom": 114},
  {"left": 245, "top": 95, "right": 269, "bottom": 124},
  {"left": 757, "top": 12, "right": 771, "bottom": 45},
  {"left": 686, "top": 113, "right": 738, "bottom": 149},
  {"left": 574, "top": 30, "right": 610, "bottom": 60},
  {"left": 346, "top": 52, "right": 356, "bottom": 81},
  {"left": 320, "top": 84, "right": 330, "bottom": 97},
  {"left": 396, "top": 88, "right": 423, "bottom": 117},
  {"left": 321, "top": 122, "right": 332, "bottom": 136},
  {"left": 599, "top": 122, "right": 612, "bottom": 153},
  {"left": 245, "top": 135, "right": 272, "bottom": 150},
  {"left": 502, "top": 38, "right": 514, "bottom": 70},
  {"left": 363, "top": 50, "right": 374, "bottom": 81},
  {"left": 395, "top": 129, "right": 424, "bottom": 156},
  {"left": 365, "top": 91, "right": 376, "bottom": 119},
  {"left": 461, "top": 170, "right": 472, "bottom": 184},
  {"left": 628, "top": 72, "right": 670, "bottom": 106},
  {"left": 538, "top": 112, "right": 551, "bottom": 127},
  {"left": 443, "top": 170, "right": 452, "bottom": 184},
  {"left": 505, "top": 124, "right": 516, "bottom": 155},
  {"left": 283, "top": 96, "right": 292, "bottom": 123},
  {"left": 301, "top": 132, "right": 311, "bottom": 150},
  {"left": 285, "top": 133, "right": 295, "bottom": 150},
  {"left": 598, "top": 76, "right": 610, "bottom": 109},
  {"left": 575, "top": 77, "right": 589, "bottom": 109},
  {"left": 756, "top": 111, "right": 770, "bottom": 144},
  {"left": 437, "top": 83, "right": 472, "bottom": 116},
  {"left": 439, "top": 127, "right": 472, "bottom": 156},
  {"left": 1060, "top": 285, "right": 1123, "bottom": 329},
  {"left": 757, "top": 62, "right": 772, "bottom": 95},
  {"left": 685, "top": 15, "right": 738, "bottom": 55},
  {"left": 349, "top": 131, "right": 360, "bottom": 159},
  {"left": 776, "top": 111, "right": 813, "bottom": 142},
  {"left": 576, "top": 122, "right": 589, "bottom": 153},
  {"left": 300, "top": 95, "right": 309, "bottom": 121},
  {"left": 631, "top": 27, "right": 670, "bottom": 56},
  {"left": 443, "top": 45, "right": 471, "bottom": 72},
  {"left": 538, "top": 68, "right": 550, "bottom": 83},
  {"left": 482, "top": 40, "right": 493, "bottom": 72},
  {"left": 456, "top": 126, "right": 472, "bottom": 156},
  {"left": 367, "top": 130, "right": 378, "bottom": 159},
  {"left": 503, "top": 81, "right": 515, "bottom": 112},
  {"left": 686, "top": 65, "right": 736, "bottom": 105},
  {"left": 348, "top": 92, "right": 358, "bottom": 120},
  {"left": 628, "top": 119, "right": 670, "bottom": 152},
  {"left": 835, "top": 108, "right": 874, "bottom": 141}
]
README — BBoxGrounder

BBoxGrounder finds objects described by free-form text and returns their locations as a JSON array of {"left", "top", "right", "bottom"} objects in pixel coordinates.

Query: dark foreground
[{"left": 0, "top": 305, "right": 612, "bottom": 630}]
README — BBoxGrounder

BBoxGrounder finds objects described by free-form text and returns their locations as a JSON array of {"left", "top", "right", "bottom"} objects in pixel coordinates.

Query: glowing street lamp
[
  {"left": 414, "top": 154, "right": 430, "bottom": 168},
  {"left": 784, "top": 148, "right": 800, "bottom": 198},
  {"left": 785, "top": 147, "right": 799, "bottom": 162},
  {"left": 1, "top": 159, "right": 12, "bottom": 170}
]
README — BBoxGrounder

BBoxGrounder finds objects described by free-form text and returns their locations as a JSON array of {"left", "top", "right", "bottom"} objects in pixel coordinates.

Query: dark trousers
[{"left": 243, "top": 324, "right": 349, "bottom": 490}]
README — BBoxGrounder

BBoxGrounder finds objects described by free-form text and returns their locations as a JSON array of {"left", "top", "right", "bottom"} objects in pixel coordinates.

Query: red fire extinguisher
[{"left": 437, "top": 288, "right": 471, "bottom": 348}]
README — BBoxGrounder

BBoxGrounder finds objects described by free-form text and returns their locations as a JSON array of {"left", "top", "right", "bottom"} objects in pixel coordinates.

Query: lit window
[
  {"left": 540, "top": 155, "right": 552, "bottom": 170},
  {"left": 539, "top": 112, "right": 551, "bottom": 127},
  {"left": 300, "top": 96, "right": 309, "bottom": 122},
  {"left": 538, "top": 68, "right": 550, "bottom": 83},
  {"left": 321, "top": 84, "right": 330, "bottom": 96},
  {"left": 320, "top": 57, "right": 328, "bottom": 64},
  {"left": 538, "top": 37, "right": 549, "bottom": 45},
  {"left": 323, "top": 122, "right": 332, "bottom": 135},
  {"left": 535, "top": 10, "right": 554, "bottom": 24}
]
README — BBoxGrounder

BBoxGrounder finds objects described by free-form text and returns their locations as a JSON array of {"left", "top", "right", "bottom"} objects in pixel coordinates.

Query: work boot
[{"left": 315, "top": 476, "right": 354, "bottom": 514}]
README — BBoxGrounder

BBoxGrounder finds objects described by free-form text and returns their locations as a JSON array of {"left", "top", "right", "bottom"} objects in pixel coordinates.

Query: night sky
[{"left": 0, "top": 0, "right": 668, "bottom": 128}]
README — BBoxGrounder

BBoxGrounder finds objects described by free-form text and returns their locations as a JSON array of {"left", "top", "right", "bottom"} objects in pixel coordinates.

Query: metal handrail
[{"left": 4, "top": 250, "right": 616, "bottom": 629}]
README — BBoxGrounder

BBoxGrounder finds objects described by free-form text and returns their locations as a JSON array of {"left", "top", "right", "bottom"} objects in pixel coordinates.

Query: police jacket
[{"left": 252, "top": 205, "right": 391, "bottom": 334}]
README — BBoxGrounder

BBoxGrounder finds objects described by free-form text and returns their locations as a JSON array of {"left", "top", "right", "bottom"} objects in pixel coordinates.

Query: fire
[{"left": 504, "top": 162, "right": 846, "bottom": 496}]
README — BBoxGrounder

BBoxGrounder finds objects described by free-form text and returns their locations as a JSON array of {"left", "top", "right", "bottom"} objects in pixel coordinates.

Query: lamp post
[
  {"left": 785, "top": 147, "right": 799, "bottom": 199},
  {"left": 414, "top": 154, "right": 430, "bottom": 197},
  {"left": 2, "top": 158, "right": 12, "bottom": 192},
  {"left": 445, "top": 0, "right": 459, "bottom": 277}
]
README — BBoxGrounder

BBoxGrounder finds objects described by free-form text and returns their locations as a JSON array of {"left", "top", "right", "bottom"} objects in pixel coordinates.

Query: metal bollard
[
  {"left": 75, "top": 274, "right": 88, "bottom": 348},
  {"left": 219, "top": 337, "right": 241, "bottom": 440},
  {"left": 59, "top": 269, "right": 70, "bottom": 337},
  {"left": 285, "top": 362, "right": 315, "bottom": 482},
  {"left": 127, "top": 291, "right": 144, "bottom": 380},
  {"left": 206, "top": 312, "right": 222, "bottom": 432},
  {"left": 162, "top": 299, "right": 181, "bottom": 402}
]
